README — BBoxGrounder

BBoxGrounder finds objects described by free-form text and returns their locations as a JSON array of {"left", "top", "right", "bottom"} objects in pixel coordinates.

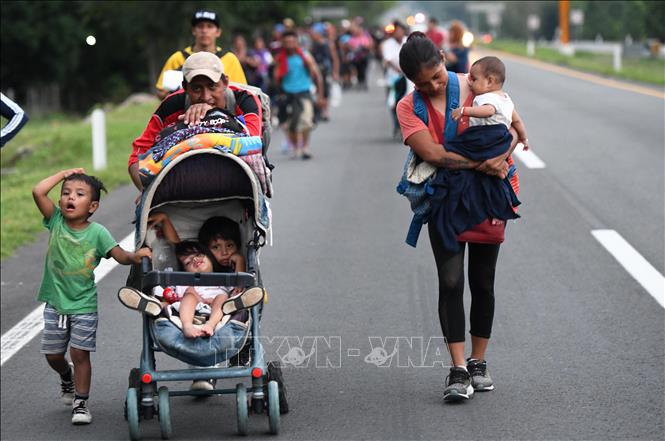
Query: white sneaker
[
  {"left": 190, "top": 379, "right": 216, "bottom": 391},
  {"left": 117, "top": 287, "right": 162, "bottom": 317},
  {"left": 71, "top": 399, "right": 92, "bottom": 425},
  {"left": 221, "top": 287, "right": 265, "bottom": 315}
]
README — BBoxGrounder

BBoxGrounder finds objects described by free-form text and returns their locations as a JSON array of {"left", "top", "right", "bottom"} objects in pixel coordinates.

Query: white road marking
[
  {"left": 514, "top": 144, "right": 546, "bottom": 169},
  {"left": 1, "top": 233, "right": 134, "bottom": 366},
  {"left": 592, "top": 229, "right": 665, "bottom": 308}
]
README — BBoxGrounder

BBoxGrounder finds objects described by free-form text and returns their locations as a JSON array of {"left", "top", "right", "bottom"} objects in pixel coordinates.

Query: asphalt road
[{"left": 1, "top": 55, "right": 663, "bottom": 441}]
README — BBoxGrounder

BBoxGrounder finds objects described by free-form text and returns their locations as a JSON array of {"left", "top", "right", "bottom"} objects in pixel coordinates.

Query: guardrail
[{"left": 527, "top": 40, "right": 623, "bottom": 71}]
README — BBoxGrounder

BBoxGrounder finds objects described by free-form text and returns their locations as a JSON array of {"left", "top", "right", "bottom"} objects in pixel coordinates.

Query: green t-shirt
[{"left": 37, "top": 208, "right": 118, "bottom": 314}]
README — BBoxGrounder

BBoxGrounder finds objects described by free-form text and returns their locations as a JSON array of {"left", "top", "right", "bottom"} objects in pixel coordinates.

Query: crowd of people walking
[{"left": 151, "top": 12, "right": 474, "bottom": 159}]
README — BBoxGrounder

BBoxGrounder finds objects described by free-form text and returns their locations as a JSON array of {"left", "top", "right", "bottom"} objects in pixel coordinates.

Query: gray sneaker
[
  {"left": 443, "top": 367, "right": 474, "bottom": 402},
  {"left": 467, "top": 358, "right": 495, "bottom": 391},
  {"left": 71, "top": 399, "right": 92, "bottom": 425}
]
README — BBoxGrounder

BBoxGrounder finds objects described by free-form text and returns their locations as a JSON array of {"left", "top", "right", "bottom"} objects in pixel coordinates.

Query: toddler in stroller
[
  {"left": 118, "top": 238, "right": 264, "bottom": 338},
  {"left": 119, "top": 211, "right": 265, "bottom": 339}
]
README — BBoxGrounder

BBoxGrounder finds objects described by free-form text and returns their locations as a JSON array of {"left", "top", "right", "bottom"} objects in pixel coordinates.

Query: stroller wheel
[
  {"left": 267, "top": 381, "right": 280, "bottom": 435},
  {"left": 158, "top": 387, "right": 172, "bottom": 440},
  {"left": 127, "top": 387, "right": 141, "bottom": 441},
  {"left": 235, "top": 383, "right": 249, "bottom": 436},
  {"left": 266, "top": 361, "right": 289, "bottom": 414}
]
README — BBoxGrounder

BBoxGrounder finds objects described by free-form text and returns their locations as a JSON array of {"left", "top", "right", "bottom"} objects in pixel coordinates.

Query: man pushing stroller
[{"left": 128, "top": 51, "right": 263, "bottom": 191}]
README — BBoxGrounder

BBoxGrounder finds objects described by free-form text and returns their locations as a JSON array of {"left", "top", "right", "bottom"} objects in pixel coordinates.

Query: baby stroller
[{"left": 123, "top": 132, "right": 286, "bottom": 438}]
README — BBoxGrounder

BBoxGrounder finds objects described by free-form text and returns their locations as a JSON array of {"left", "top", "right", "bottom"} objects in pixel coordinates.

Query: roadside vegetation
[
  {"left": 482, "top": 39, "right": 665, "bottom": 86},
  {"left": 0, "top": 99, "right": 158, "bottom": 259}
]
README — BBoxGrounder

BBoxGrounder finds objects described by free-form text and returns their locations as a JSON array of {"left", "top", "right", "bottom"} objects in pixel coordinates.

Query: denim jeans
[{"left": 152, "top": 319, "right": 248, "bottom": 367}]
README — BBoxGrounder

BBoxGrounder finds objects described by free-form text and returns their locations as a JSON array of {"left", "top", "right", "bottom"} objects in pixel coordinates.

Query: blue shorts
[{"left": 40, "top": 304, "right": 98, "bottom": 354}]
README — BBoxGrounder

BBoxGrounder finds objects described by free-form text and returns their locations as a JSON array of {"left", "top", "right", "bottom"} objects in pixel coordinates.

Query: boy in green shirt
[{"left": 32, "top": 168, "right": 151, "bottom": 425}]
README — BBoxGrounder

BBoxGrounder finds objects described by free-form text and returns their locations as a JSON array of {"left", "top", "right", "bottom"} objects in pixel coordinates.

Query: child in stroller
[
  {"left": 175, "top": 240, "right": 241, "bottom": 338},
  {"left": 118, "top": 219, "right": 264, "bottom": 339}
]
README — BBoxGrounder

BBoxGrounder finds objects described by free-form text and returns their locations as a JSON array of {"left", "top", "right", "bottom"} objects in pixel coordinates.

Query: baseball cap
[
  {"left": 182, "top": 52, "right": 224, "bottom": 82},
  {"left": 191, "top": 10, "right": 219, "bottom": 27}
]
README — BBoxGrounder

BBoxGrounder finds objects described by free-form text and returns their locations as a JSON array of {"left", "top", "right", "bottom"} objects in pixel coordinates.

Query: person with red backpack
[
  {"left": 273, "top": 29, "right": 324, "bottom": 160},
  {"left": 155, "top": 9, "right": 247, "bottom": 99}
]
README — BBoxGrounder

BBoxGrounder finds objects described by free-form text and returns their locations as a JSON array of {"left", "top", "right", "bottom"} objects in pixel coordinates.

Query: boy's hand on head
[{"left": 63, "top": 168, "right": 85, "bottom": 178}]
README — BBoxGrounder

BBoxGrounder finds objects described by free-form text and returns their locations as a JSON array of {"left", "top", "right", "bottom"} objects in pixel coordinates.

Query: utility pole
[{"left": 559, "top": 0, "right": 570, "bottom": 44}]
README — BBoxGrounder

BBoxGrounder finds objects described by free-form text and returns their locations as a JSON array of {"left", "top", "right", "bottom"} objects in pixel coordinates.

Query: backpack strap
[
  {"left": 412, "top": 91, "right": 428, "bottom": 125},
  {"left": 180, "top": 47, "right": 228, "bottom": 65},
  {"left": 443, "top": 71, "right": 459, "bottom": 142},
  {"left": 411, "top": 71, "right": 460, "bottom": 143},
  {"left": 402, "top": 72, "right": 462, "bottom": 247}
]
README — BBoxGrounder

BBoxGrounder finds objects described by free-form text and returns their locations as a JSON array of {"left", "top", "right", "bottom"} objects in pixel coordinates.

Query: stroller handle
[
  {"left": 141, "top": 270, "right": 256, "bottom": 291},
  {"left": 141, "top": 256, "right": 153, "bottom": 275}
]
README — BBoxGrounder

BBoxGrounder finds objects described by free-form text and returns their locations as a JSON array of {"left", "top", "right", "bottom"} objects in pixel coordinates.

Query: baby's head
[
  {"left": 469, "top": 56, "right": 506, "bottom": 95},
  {"left": 198, "top": 216, "right": 241, "bottom": 265},
  {"left": 59, "top": 173, "right": 107, "bottom": 220},
  {"left": 175, "top": 240, "right": 214, "bottom": 273}
]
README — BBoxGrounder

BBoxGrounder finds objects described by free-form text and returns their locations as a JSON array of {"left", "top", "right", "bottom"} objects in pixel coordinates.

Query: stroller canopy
[{"left": 135, "top": 150, "right": 270, "bottom": 249}]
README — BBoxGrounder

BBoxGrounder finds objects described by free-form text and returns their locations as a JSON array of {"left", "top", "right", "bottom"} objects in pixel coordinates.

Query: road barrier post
[
  {"left": 91, "top": 108, "right": 107, "bottom": 171},
  {"left": 613, "top": 45, "right": 622, "bottom": 71}
]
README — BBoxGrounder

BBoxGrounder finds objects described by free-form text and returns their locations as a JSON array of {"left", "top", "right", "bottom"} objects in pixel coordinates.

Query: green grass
[
  {"left": 1, "top": 99, "right": 159, "bottom": 259},
  {"left": 481, "top": 39, "right": 665, "bottom": 86}
]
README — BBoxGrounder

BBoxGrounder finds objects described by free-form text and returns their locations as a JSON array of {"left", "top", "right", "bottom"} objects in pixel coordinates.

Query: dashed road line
[
  {"left": 1, "top": 233, "right": 134, "bottom": 366},
  {"left": 592, "top": 229, "right": 665, "bottom": 308}
]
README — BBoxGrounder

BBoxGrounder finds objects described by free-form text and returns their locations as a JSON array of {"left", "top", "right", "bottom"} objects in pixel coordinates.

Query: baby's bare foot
[
  {"left": 201, "top": 324, "right": 214, "bottom": 336},
  {"left": 183, "top": 325, "right": 202, "bottom": 338}
]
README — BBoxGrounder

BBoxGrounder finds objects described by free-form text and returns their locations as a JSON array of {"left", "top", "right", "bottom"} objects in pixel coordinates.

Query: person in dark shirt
[{"left": 446, "top": 21, "right": 470, "bottom": 74}]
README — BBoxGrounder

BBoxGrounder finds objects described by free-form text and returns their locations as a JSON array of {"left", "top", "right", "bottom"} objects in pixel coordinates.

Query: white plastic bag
[
  {"left": 162, "top": 70, "right": 184, "bottom": 92},
  {"left": 330, "top": 81, "right": 342, "bottom": 107}
]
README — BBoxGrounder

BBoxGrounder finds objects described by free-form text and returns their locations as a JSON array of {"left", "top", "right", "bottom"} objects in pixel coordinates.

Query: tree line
[
  {"left": 0, "top": 1, "right": 316, "bottom": 114},
  {"left": 420, "top": 1, "right": 664, "bottom": 43}
]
